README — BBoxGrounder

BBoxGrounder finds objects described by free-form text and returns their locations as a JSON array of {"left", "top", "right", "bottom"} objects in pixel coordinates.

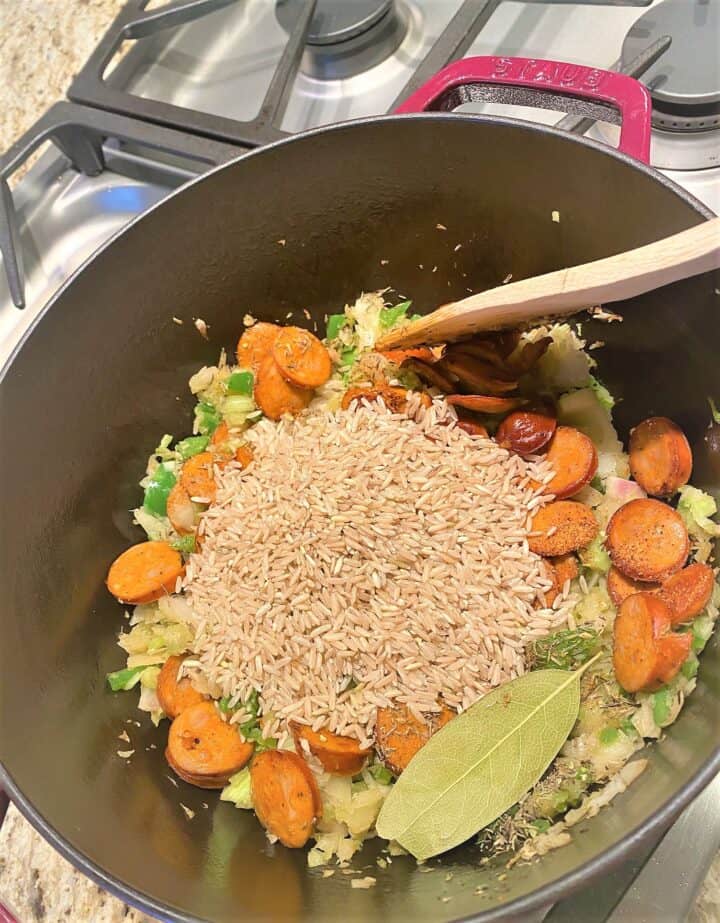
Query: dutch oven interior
[{"left": 0, "top": 117, "right": 718, "bottom": 922}]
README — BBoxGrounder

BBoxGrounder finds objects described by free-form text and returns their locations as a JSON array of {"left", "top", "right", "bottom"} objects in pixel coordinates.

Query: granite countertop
[{"left": 0, "top": 3, "right": 719, "bottom": 922}]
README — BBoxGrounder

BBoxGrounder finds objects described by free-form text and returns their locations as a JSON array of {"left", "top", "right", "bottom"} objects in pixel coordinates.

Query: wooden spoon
[{"left": 376, "top": 217, "right": 720, "bottom": 349}]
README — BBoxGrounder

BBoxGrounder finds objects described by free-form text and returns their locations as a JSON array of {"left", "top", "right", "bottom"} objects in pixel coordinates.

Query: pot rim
[{"left": 1, "top": 111, "right": 717, "bottom": 923}]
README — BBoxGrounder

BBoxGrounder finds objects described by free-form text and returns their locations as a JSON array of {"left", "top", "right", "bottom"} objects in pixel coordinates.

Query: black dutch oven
[{"left": 1, "top": 57, "right": 718, "bottom": 922}]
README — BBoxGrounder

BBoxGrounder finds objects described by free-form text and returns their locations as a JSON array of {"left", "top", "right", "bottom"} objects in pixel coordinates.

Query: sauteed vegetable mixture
[{"left": 106, "top": 295, "right": 718, "bottom": 867}]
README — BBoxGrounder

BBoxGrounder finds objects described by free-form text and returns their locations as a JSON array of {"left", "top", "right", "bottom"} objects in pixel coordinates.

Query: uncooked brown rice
[{"left": 181, "top": 396, "right": 574, "bottom": 748}]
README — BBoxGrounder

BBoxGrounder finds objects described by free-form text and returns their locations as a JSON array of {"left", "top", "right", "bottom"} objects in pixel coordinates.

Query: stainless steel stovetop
[{"left": 1, "top": 0, "right": 719, "bottom": 920}]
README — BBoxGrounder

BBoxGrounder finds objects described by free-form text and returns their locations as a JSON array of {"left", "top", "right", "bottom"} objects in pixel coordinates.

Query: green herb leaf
[
  {"left": 326, "top": 314, "right": 349, "bottom": 340},
  {"left": 379, "top": 301, "right": 412, "bottom": 330},
  {"left": 527, "top": 626, "right": 601, "bottom": 672},
  {"left": 375, "top": 665, "right": 592, "bottom": 859},
  {"left": 107, "top": 665, "right": 146, "bottom": 692},
  {"left": 227, "top": 371, "right": 254, "bottom": 396}
]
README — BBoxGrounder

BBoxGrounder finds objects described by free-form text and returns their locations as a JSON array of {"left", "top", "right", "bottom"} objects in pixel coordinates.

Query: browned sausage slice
[
  {"left": 629, "top": 416, "right": 692, "bottom": 497},
  {"left": 250, "top": 750, "right": 322, "bottom": 848},
  {"left": 156, "top": 655, "right": 207, "bottom": 719},
  {"left": 289, "top": 722, "right": 370, "bottom": 776},
  {"left": 375, "top": 705, "right": 454, "bottom": 775},
  {"left": 166, "top": 701, "right": 253, "bottom": 788},
  {"left": 606, "top": 498, "right": 689, "bottom": 582},
  {"left": 528, "top": 501, "right": 598, "bottom": 557}
]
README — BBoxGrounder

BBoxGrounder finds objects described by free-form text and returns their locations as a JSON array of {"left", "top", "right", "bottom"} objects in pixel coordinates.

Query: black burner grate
[
  {"left": 1, "top": 0, "right": 665, "bottom": 311},
  {"left": 0, "top": 102, "right": 244, "bottom": 308},
  {"left": 66, "top": 0, "right": 654, "bottom": 147}
]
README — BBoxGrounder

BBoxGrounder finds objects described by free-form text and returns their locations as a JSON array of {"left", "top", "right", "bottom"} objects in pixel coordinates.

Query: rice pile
[{"left": 182, "top": 397, "right": 574, "bottom": 747}]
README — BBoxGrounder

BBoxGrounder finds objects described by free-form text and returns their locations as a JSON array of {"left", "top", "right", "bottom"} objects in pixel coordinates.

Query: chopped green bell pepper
[
  {"left": 326, "top": 314, "right": 349, "bottom": 340},
  {"left": 143, "top": 463, "right": 176, "bottom": 516},
  {"left": 379, "top": 301, "right": 411, "bottom": 329},
  {"left": 227, "top": 371, "right": 254, "bottom": 396}
]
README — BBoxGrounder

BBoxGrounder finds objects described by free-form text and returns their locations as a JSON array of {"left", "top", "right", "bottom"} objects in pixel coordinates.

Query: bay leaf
[{"left": 375, "top": 669, "right": 582, "bottom": 860}]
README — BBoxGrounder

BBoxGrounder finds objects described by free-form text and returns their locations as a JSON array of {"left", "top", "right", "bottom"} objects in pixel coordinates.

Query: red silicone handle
[{"left": 396, "top": 56, "right": 652, "bottom": 163}]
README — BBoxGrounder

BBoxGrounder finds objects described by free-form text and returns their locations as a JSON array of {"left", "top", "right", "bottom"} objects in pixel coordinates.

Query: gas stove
[{"left": 1, "top": 0, "right": 719, "bottom": 920}]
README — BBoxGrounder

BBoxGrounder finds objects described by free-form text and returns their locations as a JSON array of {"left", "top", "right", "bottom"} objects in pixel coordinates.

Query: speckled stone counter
[{"left": 0, "top": 2, "right": 719, "bottom": 921}]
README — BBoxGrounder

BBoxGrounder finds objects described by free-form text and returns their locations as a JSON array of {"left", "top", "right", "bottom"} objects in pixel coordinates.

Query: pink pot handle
[{"left": 396, "top": 56, "right": 652, "bottom": 163}]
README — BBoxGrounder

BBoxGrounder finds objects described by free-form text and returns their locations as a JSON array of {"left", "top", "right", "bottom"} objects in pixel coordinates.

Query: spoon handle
[{"left": 377, "top": 218, "right": 720, "bottom": 349}]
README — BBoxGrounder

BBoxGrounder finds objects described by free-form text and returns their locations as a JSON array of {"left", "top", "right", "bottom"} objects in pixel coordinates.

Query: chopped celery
[
  {"left": 107, "top": 665, "right": 146, "bottom": 692},
  {"left": 143, "top": 463, "right": 176, "bottom": 516},
  {"left": 244, "top": 688, "right": 260, "bottom": 719},
  {"left": 369, "top": 763, "right": 394, "bottom": 785},
  {"left": 240, "top": 689, "right": 260, "bottom": 737},
  {"left": 119, "top": 619, "right": 193, "bottom": 661},
  {"left": 692, "top": 614, "right": 714, "bottom": 653},
  {"left": 709, "top": 397, "right": 720, "bottom": 425},
  {"left": 599, "top": 726, "right": 619, "bottom": 746},
  {"left": 176, "top": 435, "right": 209, "bottom": 460},
  {"left": 588, "top": 374, "right": 615, "bottom": 412},
  {"left": 326, "top": 313, "right": 349, "bottom": 340},
  {"left": 379, "top": 301, "right": 411, "bottom": 329},
  {"left": 340, "top": 346, "right": 359, "bottom": 383},
  {"left": 242, "top": 726, "right": 278, "bottom": 752},
  {"left": 171, "top": 534, "right": 196, "bottom": 555},
  {"left": 340, "top": 345, "right": 358, "bottom": 367},
  {"left": 580, "top": 534, "right": 611, "bottom": 574},
  {"left": 531, "top": 818, "right": 551, "bottom": 834},
  {"left": 194, "top": 401, "right": 221, "bottom": 436},
  {"left": 652, "top": 688, "right": 672, "bottom": 726},
  {"left": 575, "top": 765, "right": 593, "bottom": 785},
  {"left": 140, "top": 665, "right": 161, "bottom": 691},
  {"left": 133, "top": 507, "right": 171, "bottom": 541},
  {"left": 678, "top": 486, "right": 720, "bottom": 538},
  {"left": 221, "top": 394, "right": 255, "bottom": 427},
  {"left": 152, "top": 434, "right": 176, "bottom": 463},
  {"left": 221, "top": 767, "right": 254, "bottom": 809},
  {"left": 218, "top": 696, "right": 235, "bottom": 714},
  {"left": 681, "top": 654, "right": 699, "bottom": 679},
  {"left": 227, "top": 371, "right": 254, "bottom": 396},
  {"left": 227, "top": 689, "right": 276, "bottom": 750}
]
